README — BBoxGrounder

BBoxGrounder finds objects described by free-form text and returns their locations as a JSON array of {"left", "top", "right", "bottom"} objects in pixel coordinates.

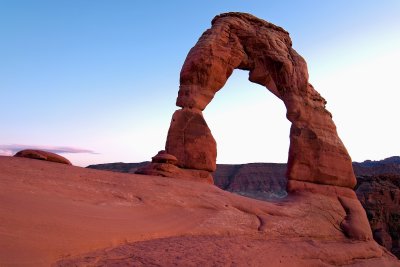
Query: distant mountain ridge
[
  {"left": 87, "top": 156, "right": 400, "bottom": 175},
  {"left": 358, "top": 156, "right": 400, "bottom": 165},
  {"left": 87, "top": 161, "right": 149, "bottom": 173},
  {"left": 353, "top": 156, "right": 400, "bottom": 176},
  {"left": 87, "top": 156, "right": 400, "bottom": 197}
]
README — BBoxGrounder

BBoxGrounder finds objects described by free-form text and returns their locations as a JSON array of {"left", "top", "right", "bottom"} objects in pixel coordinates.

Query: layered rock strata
[
  {"left": 135, "top": 12, "right": 369, "bottom": 242},
  {"left": 135, "top": 150, "right": 213, "bottom": 184},
  {"left": 2, "top": 156, "right": 399, "bottom": 266},
  {"left": 138, "top": 12, "right": 355, "bottom": 189},
  {"left": 356, "top": 174, "right": 400, "bottom": 258},
  {"left": 91, "top": 158, "right": 400, "bottom": 257}
]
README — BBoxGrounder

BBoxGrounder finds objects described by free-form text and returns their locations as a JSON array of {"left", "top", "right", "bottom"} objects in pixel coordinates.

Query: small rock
[
  {"left": 151, "top": 150, "right": 178, "bottom": 165},
  {"left": 14, "top": 149, "right": 72, "bottom": 165}
]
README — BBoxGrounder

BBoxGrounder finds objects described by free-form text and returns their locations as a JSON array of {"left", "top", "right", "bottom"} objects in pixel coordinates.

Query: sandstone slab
[
  {"left": 14, "top": 149, "right": 72, "bottom": 165},
  {"left": 1, "top": 156, "right": 398, "bottom": 266}
]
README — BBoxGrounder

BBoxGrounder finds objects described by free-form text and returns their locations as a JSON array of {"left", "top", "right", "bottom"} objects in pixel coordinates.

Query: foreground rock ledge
[{"left": 0, "top": 156, "right": 398, "bottom": 266}]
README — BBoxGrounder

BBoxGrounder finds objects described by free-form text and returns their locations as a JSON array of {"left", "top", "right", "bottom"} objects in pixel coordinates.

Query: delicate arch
[{"left": 166, "top": 13, "right": 355, "bottom": 188}]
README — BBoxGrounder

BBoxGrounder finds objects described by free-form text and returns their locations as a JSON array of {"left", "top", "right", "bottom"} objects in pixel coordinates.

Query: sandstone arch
[{"left": 138, "top": 12, "right": 356, "bottom": 189}]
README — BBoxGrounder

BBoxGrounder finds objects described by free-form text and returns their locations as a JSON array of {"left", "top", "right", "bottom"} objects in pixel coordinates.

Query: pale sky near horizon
[{"left": 1, "top": 1, "right": 399, "bottom": 166}]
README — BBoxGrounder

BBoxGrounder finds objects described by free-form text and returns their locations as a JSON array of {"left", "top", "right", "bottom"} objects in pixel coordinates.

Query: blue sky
[{"left": 1, "top": 1, "right": 399, "bottom": 166}]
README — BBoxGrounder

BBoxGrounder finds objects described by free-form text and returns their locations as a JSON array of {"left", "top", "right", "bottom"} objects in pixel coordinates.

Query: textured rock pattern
[
  {"left": 162, "top": 12, "right": 356, "bottom": 187},
  {"left": 14, "top": 149, "right": 72, "bottom": 165},
  {"left": 151, "top": 150, "right": 178, "bottom": 165},
  {"left": 214, "top": 163, "right": 287, "bottom": 200},
  {"left": 135, "top": 162, "right": 214, "bottom": 184},
  {"left": 2, "top": 156, "right": 399, "bottom": 266},
  {"left": 56, "top": 236, "right": 396, "bottom": 267},
  {"left": 338, "top": 195, "right": 373, "bottom": 241},
  {"left": 356, "top": 174, "right": 400, "bottom": 258},
  {"left": 90, "top": 157, "right": 400, "bottom": 258},
  {"left": 353, "top": 156, "right": 400, "bottom": 176},
  {"left": 166, "top": 109, "right": 216, "bottom": 171}
]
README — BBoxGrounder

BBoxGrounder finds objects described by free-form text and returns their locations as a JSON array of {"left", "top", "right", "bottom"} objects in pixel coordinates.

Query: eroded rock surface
[
  {"left": 14, "top": 149, "right": 72, "bottom": 165},
  {"left": 140, "top": 12, "right": 355, "bottom": 188},
  {"left": 90, "top": 157, "right": 400, "bottom": 258},
  {"left": 214, "top": 163, "right": 287, "bottom": 200},
  {"left": 356, "top": 174, "right": 400, "bottom": 258},
  {"left": 166, "top": 109, "right": 216, "bottom": 172},
  {"left": 1, "top": 156, "right": 398, "bottom": 266},
  {"left": 135, "top": 149, "right": 214, "bottom": 184}
]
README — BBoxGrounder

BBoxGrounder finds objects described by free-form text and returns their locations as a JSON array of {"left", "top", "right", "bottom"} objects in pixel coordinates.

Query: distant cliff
[
  {"left": 87, "top": 156, "right": 400, "bottom": 258},
  {"left": 87, "top": 161, "right": 149, "bottom": 173}
]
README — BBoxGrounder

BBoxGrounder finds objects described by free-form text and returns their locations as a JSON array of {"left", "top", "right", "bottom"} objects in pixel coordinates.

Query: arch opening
[{"left": 203, "top": 68, "right": 290, "bottom": 165}]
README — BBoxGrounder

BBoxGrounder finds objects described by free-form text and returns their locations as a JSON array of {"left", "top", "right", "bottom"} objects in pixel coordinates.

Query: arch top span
[
  {"left": 138, "top": 12, "right": 356, "bottom": 189},
  {"left": 177, "top": 12, "right": 316, "bottom": 114}
]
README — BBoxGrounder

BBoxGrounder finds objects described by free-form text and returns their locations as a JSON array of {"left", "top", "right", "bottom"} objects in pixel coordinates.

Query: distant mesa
[
  {"left": 14, "top": 149, "right": 72, "bottom": 165},
  {"left": 137, "top": 12, "right": 355, "bottom": 189}
]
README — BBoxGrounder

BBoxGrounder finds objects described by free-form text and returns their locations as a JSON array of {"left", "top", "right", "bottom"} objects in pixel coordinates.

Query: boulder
[
  {"left": 14, "top": 149, "right": 72, "bottom": 165},
  {"left": 165, "top": 108, "right": 216, "bottom": 172},
  {"left": 135, "top": 162, "right": 213, "bottom": 184},
  {"left": 151, "top": 150, "right": 178, "bottom": 165}
]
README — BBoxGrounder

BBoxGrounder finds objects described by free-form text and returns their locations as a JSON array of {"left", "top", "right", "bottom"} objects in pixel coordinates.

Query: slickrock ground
[
  {"left": 88, "top": 158, "right": 400, "bottom": 259},
  {"left": 1, "top": 156, "right": 399, "bottom": 266}
]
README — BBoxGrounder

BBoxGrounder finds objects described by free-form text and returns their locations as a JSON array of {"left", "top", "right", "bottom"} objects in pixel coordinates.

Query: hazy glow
[
  {"left": 205, "top": 70, "right": 290, "bottom": 164},
  {"left": 310, "top": 37, "right": 400, "bottom": 162},
  {"left": 1, "top": 1, "right": 399, "bottom": 166}
]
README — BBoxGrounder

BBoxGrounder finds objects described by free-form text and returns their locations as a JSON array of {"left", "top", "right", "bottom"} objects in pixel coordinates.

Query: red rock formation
[
  {"left": 135, "top": 162, "right": 213, "bottom": 184},
  {"left": 91, "top": 159, "right": 400, "bottom": 258},
  {"left": 2, "top": 156, "right": 399, "bottom": 266},
  {"left": 151, "top": 150, "right": 178, "bottom": 165},
  {"left": 14, "top": 149, "right": 72, "bottom": 165},
  {"left": 140, "top": 12, "right": 355, "bottom": 188},
  {"left": 165, "top": 109, "right": 216, "bottom": 171},
  {"left": 356, "top": 174, "right": 400, "bottom": 258},
  {"left": 136, "top": 150, "right": 214, "bottom": 184},
  {"left": 213, "top": 163, "right": 287, "bottom": 200},
  {"left": 135, "top": 12, "right": 371, "bottom": 247}
]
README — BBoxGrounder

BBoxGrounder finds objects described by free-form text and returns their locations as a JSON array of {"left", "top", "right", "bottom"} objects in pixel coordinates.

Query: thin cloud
[
  {"left": 0, "top": 144, "right": 98, "bottom": 156},
  {"left": 0, "top": 149, "right": 14, "bottom": 156}
]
